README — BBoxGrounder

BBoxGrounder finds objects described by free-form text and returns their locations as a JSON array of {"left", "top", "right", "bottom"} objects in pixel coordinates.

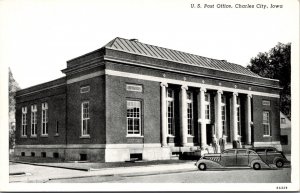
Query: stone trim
[{"left": 105, "top": 69, "right": 280, "bottom": 98}]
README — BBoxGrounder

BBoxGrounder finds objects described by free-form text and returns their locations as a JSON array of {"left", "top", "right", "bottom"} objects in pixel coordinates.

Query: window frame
[
  {"left": 55, "top": 121, "right": 59, "bottom": 136},
  {"left": 166, "top": 88, "right": 175, "bottom": 136},
  {"left": 204, "top": 93, "right": 211, "bottom": 123},
  {"left": 187, "top": 91, "right": 193, "bottom": 136},
  {"left": 81, "top": 101, "right": 90, "bottom": 137},
  {"left": 21, "top": 107, "right": 27, "bottom": 137},
  {"left": 30, "top": 104, "right": 37, "bottom": 137},
  {"left": 263, "top": 111, "right": 271, "bottom": 136},
  {"left": 221, "top": 95, "right": 226, "bottom": 135},
  {"left": 126, "top": 100, "right": 143, "bottom": 137},
  {"left": 41, "top": 102, "right": 48, "bottom": 136}
]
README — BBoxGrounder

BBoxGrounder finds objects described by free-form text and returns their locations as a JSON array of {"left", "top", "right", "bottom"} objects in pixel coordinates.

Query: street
[
  {"left": 47, "top": 168, "right": 291, "bottom": 183},
  {"left": 10, "top": 162, "right": 291, "bottom": 183}
]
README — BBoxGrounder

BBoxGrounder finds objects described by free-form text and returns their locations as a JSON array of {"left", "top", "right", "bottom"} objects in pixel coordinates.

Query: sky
[{"left": 0, "top": 0, "right": 298, "bottom": 88}]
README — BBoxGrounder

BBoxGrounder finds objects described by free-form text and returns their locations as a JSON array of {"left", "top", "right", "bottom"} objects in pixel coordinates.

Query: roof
[{"left": 104, "top": 37, "right": 261, "bottom": 78}]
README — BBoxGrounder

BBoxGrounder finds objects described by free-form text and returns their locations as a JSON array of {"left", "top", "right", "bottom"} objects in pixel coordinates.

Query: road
[{"left": 46, "top": 168, "right": 291, "bottom": 183}]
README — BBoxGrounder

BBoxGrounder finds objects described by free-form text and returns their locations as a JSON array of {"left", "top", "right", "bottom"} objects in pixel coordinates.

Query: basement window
[
  {"left": 53, "top": 152, "right": 59, "bottom": 158},
  {"left": 41, "top": 152, "right": 46, "bottom": 158},
  {"left": 31, "top": 152, "right": 35, "bottom": 157},
  {"left": 130, "top": 153, "right": 143, "bottom": 161},
  {"left": 21, "top": 152, "right": 25, "bottom": 156},
  {"left": 80, "top": 154, "right": 87, "bottom": 161}
]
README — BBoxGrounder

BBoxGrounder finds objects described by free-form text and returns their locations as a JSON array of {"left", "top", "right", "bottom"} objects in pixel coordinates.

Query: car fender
[
  {"left": 273, "top": 157, "right": 289, "bottom": 164},
  {"left": 196, "top": 159, "right": 224, "bottom": 169},
  {"left": 250, "top": 159, "right": 270, "bottom": 169}
]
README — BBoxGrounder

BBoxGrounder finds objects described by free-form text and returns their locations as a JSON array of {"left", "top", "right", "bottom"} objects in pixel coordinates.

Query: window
[
  {"left": 221, "top": 96, "right": 226, "bottom": 135},
  {"left": 126, "top": 84, "right": 143, "bottom": 92},
  {"left": 204, "top": 93, "right": 210, "bottom": 121},
  {"left": 80, "top": 86, "right": 90, "bottom": 93},
  {"left": 280, "top": 135, "right": 288, "bottom": 145},
  {"left": 31, "top": 105, "right": 37, "bottom": 136},
  {"left": 263, "top": 111, "right": 271, "bottom": 136},
  {"left": 127, "top": 100, "right": 142, "bottom": 136},
  {"left": 41, "top": 152, "right": 46, "bottom": 157},
  {"left": 237, "top": 150, "right": 247, "bottom": 154},
  {"left": 81, "top": 101, "right": 90, "bottom": 136},
  {"left": 255, "top": 149, "right": 266, "bottom": 154},
  {"left": 80, "top": 154, "right": 87, "bottom": 161},
  {"left": 237, "top": 97, "right": 241, "bottom": 136},
  {"left": 167, "top": 89, "right": 174, "bottom": 135},
  {"left": 281, "top": 118, "right": 286, "bottom": 124},
  {"left": 56, "top": 121, "right": 59, "bottom": 135},
  {"left": 53, "top": 152, "right": 59, "bottom": 158},
  {"left": 262, "top": 100, "right": 271, "bottom": 106},
  {"left": 267, "top": 148, "right": 277, "bottom": 153},
  {"left": 187, "top": 91, "right": 193, "bottom": 135},
  {"left": 21, "top": 107, "right": 27, "bottom": 136},
  {"left": 223, "top": 149, "right": 235, "bottom": 155},
  {"left": 41, "top": 102, "right": 48, "bottom": 135}
]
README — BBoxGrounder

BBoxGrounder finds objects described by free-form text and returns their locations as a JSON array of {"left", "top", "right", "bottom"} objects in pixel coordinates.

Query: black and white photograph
[{"left": 0, "top": 0, "right": 299, "bottom": 191}]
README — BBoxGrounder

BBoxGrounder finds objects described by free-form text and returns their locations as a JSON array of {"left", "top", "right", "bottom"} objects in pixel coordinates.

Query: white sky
[{"left": 0, "top": 0, "right": 298, "bottom": 88}]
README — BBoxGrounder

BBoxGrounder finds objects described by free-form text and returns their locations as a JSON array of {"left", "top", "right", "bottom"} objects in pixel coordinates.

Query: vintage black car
[
  {"left": 249, "top": 147, "right": 290, "bottom": 168},
  {"left": 195, "top": 148, "right": 270, "bottom": 170}
]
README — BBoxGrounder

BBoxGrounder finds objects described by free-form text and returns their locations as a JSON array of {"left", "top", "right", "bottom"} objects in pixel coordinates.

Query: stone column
[
  {"left": 216, "top": 90, "right": 223, "bottom": 139},
  {"left": 199, "top": 88, "right": 207, "bottom": 148},
  {"left": 232, "top": 92, "right": 239, "bottom": 142},
  {"left": 160, "top": 82, "right": 168, "bottom": 147},
  {"left": 215, "top": 90, "right": 223, "bottom": 153},
  {"left": 180, "top": 85, "right": 188, "bottom": 146},
  {"left": 246, "top": 94, "right": 252, "bottom": 144}
]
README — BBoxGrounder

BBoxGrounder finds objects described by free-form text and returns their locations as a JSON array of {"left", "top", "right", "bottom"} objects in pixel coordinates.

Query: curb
[
  {"left": 10, "top": 160, "right": 195, "bottom": 172},
  {"left": 10, "top": 161, "right": 90, "bottom": 172},
  {"left": 9, "top": 172, "right": 27, "bottom": 176},
  {"left": 89, "top": 161, "right": 195, "bottom": 171},
  {"left": 119, "top": 168, "right": 197, "bottom": 177}
]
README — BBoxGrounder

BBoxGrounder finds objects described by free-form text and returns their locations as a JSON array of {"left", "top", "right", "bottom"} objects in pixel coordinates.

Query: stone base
[{"left": 65, "top": 148, "right": 105, "bottom": 162}]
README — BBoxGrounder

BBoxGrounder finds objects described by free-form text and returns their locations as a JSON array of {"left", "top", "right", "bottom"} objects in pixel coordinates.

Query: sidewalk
[
  {"left": 10, "top": 156, "right": 194, "bottom": 170},
  {"left": 9, "top": 161, "right": 197, "bottom": 183}
]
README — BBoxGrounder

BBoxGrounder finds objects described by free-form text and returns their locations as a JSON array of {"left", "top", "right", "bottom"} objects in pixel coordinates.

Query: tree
[
  {"left": 9, "top": 68, "right": 20, "bottom": 151},
  {"left": 247, "top": 43, "right": 291, "bottom": 119}
]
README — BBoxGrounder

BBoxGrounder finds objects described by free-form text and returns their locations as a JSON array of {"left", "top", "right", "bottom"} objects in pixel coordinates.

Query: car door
[
  {"left": 255, "top": 149, "right": 267, "bottom": 162},
  {"left": 236, "top": 149, "right": 248, "bottom": 166},
  {"left": 266, "top": 148, "right": 278, "bottom": 164},
  {"left": 221, "top": 149, "right": 236, "bottom": 166}
]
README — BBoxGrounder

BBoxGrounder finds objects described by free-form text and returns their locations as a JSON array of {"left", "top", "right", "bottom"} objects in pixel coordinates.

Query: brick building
[{"left": 15, "top": 37, "right": 282, "bottom": 162}]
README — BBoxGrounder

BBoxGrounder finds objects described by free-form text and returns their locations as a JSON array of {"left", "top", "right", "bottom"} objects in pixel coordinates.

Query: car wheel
[
  {"left": 276, "top": 160, "right": 284, "bottom": 168},
  {"left": 253, "top": 163, "right": 261, "bottom": 170},
  {"left": 198, "top": 163, "right": 207, "bottom": 171}
]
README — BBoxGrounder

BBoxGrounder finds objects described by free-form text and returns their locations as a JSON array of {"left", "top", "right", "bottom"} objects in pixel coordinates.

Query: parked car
[
  {"left": 195, "top": 148, "right": 269, "bottom": 171},
  {"left": 249, "top": 147, "right": 290, "bottom": 168}
]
